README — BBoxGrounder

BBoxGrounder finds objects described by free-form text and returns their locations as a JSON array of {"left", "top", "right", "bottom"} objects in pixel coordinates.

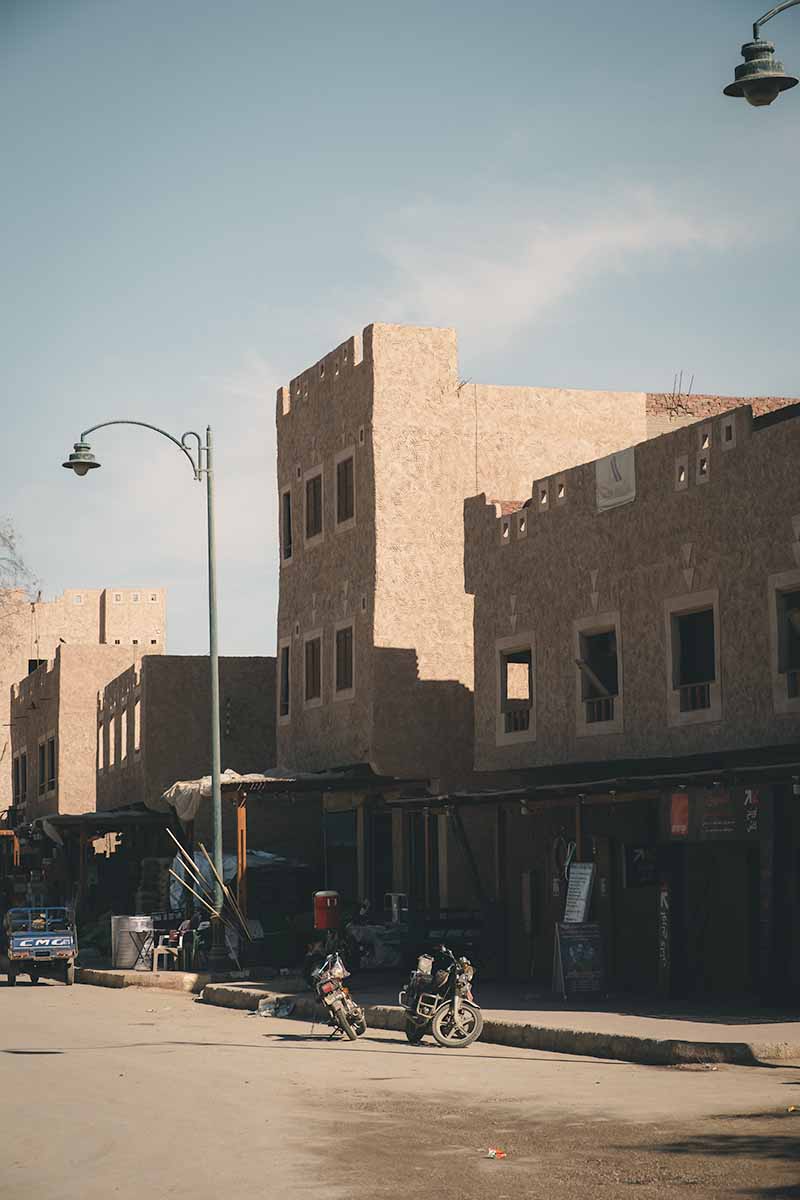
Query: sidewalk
[{"left": 201, "top": 976, "right": 800, "bottom": 1066}]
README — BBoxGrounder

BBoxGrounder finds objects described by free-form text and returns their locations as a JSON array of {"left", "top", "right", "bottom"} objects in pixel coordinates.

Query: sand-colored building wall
[
  {"left": 276, "top": 322, "right": 656, "bottom": 784},
  {"left": 10, "top": 644, "right": 139, "bottom": 821},
  {"left": 96, "top": 654, "right": 276, "bottom": 814},
  {"left": 466, "top": 404, "right": 800, "bottom": 772},
  {"left": 0, "top": 586, "right": 165, "bottom": 814}
]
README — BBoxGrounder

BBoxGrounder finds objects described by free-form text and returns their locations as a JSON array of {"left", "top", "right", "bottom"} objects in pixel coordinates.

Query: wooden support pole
[{"left": 236, "top": 790, "right": 248, "bottom": 919}]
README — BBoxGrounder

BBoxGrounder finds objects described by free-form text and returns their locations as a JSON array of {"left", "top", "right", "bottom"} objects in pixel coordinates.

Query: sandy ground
[{"left": 1, "top": 981, "right": 799, "bottom": 1199}]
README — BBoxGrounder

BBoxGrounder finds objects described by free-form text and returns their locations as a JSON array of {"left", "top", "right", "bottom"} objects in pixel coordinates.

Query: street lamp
[
  {"left": 724, "top": 1, "right": 799, "bottom": 106},
  {"left": 62, "top": 420, "right": 228, "bottom": 969}
]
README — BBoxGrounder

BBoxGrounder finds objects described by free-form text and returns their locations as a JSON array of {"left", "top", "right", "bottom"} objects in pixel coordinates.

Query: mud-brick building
[
  {"left": 93, "top": 655, "right": 302, "bottom": 861},
  {"left": 1, "top": 585, "right": 166, "bottom": 816},
  {"left": 456, "top": 402, "right": 800, "bottom": 998},
  {"left": 273, "top": 320, "right": 783, "bottom": 914}
]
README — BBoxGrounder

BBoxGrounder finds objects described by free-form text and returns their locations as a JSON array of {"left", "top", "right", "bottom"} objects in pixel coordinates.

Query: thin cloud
[{"left": 372, "top": 188, "right": 751, "bottom": 351}]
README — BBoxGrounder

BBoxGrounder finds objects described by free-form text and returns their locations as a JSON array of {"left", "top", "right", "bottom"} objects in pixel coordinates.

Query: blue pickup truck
[{"left": 1, "top": 907, "right": 78, "bottom": 986}]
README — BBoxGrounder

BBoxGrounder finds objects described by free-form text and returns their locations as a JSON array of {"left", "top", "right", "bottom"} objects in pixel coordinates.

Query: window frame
[
  {"left": 278, "top": 637, "right": 291, "bottom": 724},
  {"left": 768, "top": 569, "right": 800, "bottom": 715},
  {"left": 495, "top": 634, "right": 536, "bottom": 746},
  {"left": 19, "top": 751, "right": 27, "bottom": 805},
  {"left": 574, "top": 612, "right": 624, "bottom": 737},
  {"left": 334, "top": 446, "right": 356, "bottom": 532},
  {"left": 304, "top": 466, "right": 324, "bottom": 546},
  {"left": 303, "top": 629, "right": 323, "bottom": 708},
  {"left": 333, "top": 619, "right": 355, "bottom": 701},
  {"left": 664, "top": 589, "right": 722, "bottom": 727},
  {"left": 46, "top": 733, "right": 56, "bottom": 794},
  {"left": 280, "top": 486, "right": 293, "bottom": 562},
  {"left": 38, "top": 739, "right": 46, "bottom": 796}
]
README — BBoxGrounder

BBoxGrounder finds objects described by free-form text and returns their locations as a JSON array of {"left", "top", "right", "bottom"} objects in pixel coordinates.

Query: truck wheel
[
  {"left": 64, "top": 962, "right": 75, "bottom": 986},
  {"left": 7, "top": 972, "right": 16, "bottom": 987}
]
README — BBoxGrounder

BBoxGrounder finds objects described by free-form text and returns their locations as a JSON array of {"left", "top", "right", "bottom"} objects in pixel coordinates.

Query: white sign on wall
[
  {"left": 563, "top": 862, "right": 596, "bottom": 924},
  {"left": 596, "top": 447, "right": 636, "bottom": 511}
]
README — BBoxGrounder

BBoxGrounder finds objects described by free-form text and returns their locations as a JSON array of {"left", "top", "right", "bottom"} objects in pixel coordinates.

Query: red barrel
[{"left": 313, "top": 890, "right": 340, "bottom": 930}]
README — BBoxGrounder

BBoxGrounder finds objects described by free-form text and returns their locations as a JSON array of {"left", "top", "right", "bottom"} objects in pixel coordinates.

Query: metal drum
[{"left": 111, "top": 915, "right": 154, "bottom": 970}]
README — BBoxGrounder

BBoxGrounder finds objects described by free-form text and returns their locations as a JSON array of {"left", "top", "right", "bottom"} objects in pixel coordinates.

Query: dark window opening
[
  {"left": 279, "top": 645, "right": 290, "bottom": 718},
  {"left": 674, "top": 608, "right": 715, "bottom": 711},
  {"left": 323, "top": 809, "right": 358, "bottom": 902},
  {"left": 778, "top": 590, "right": 800, "bottom": 698},
  {"left": 305, "top": 473, "right": 322, "bottom": 539},
  {"left": 369, "top": 809, "right": 394, "bottom": 910},
  {"left": 28, "top": 659, "right": 46, "bottom": 675},
  {"left": 500, "top": 647, "right": 532, "bottom": 734},
  {"left": 336, "top": 456, "right": 354, "bottom": 524},
  {"left": 335, "top": 625, "right": 354, "bottom": 692},
  {"left": 282, "top": 490, "right": 293, "bottom": 559},
  {"left": 12, "top": 758, "right": 20, "bottom": 804},
  {"left": 305, "top": 636, "right": 321, "bottom": 702},
  {"left": 47, "top": 736, "right": 56, "bottom": 791},
  {"left": 38, "top": 742, "right": 46, "bottom": 795},
  {"left": 20, "top": 752, "right": 27, "bottom": 802},
  {"left": 578, "top": 629, "right": 618, "bottom": 723}
]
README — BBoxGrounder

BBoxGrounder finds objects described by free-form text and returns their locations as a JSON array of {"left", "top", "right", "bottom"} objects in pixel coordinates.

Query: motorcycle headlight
[
  {"left": 462, "top": 963, "right": 474, "bottom": 981},
  {"left": 331, "top": 963, "right": 345, "bottom": 979}
]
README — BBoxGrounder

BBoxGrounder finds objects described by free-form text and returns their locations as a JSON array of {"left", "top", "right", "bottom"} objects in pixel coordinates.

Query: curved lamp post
[
  {"left": 724, "top": 1, "right": 799, "bottom": 105},
  {"left": 63, "top": 421, "right": 227, "bottom": 968}
]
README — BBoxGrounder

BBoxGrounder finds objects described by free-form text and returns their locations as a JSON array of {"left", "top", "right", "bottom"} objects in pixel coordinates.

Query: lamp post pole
[
  {"left": 62, "top": 421, "right": 228, "bottom": 967},
  {"left": 724, "top": 1, "right": 800, "bottom": 105}
]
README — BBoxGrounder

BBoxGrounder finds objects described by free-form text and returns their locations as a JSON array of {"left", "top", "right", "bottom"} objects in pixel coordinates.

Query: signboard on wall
[
  {"left": 596, "top": 447, "right": 636, "bottom": 511},
  {"left": 563, "top": 863, "right": 595, "bottom": 923},
  {"left": 665, "top": 788, "right": 763, "bottom": 841},
  {"left": 670, "top": 793, "right": 689, "bottom": 838},
  {"left": 624, "top": 846, "right": 658, "bottom": 888},
  {"left": 658, "top": 881, "right": 670, "bottom": 993}
]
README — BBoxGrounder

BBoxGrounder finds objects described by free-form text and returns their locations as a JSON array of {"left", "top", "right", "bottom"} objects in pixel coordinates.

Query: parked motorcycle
[
  {"left": 399, "top": 945, "right": 483, "bottom": 1048},
  {"left": 310, "top": 951, "right": 367, "bottom": 1041}
]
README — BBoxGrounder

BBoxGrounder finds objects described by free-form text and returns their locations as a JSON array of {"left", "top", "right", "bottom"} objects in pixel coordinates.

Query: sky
[{"left": 2, "top": 0, "right": 798, "bottom": 656}]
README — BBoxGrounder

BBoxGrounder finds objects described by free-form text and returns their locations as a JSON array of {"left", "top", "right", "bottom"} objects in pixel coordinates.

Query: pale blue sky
[{"left": 2, "top": 0, "right": 798, "bottom": 655}]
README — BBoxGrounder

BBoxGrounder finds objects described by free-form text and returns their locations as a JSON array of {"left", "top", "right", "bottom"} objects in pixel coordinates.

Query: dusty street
[{"left": 1, "top": 982, "right": 799, "bottom": 1200}]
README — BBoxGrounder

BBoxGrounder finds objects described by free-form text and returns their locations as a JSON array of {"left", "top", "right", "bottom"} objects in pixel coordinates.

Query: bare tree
[{"left": 0, "top": 519, "right": 37, "bottom": 614}]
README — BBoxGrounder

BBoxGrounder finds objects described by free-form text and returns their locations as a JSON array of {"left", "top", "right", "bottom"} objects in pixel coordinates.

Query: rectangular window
[
  {"left": 305, "top": 471, "right": 323, "bottom": 540},
  {"left": 673, "top": 609, "right": 715, "bottom": 711},
  {"left": 665, "top": 591, "right": 721, "bottom": 726},
  {"left": 20, "top": 752, "right": 27, "bottom": 803},
  {"left": 496, "top": 638, "right": 535, "bottom": 744},
  {"left": 134, "top": 699, "right": 141, "bottom": 752},
  {"left": 28, "top": 659, "right": 46, "bottom": 675},
  {"left": 132, "top": 592, "right": 140, "bottom": 603},
  {"left": 38, "top": 741, "right": 46, "bottom": 795},
  {"left": 777, "top": 589, "right": 800, "bottom": 698},
  {"left": 335, "top": 624, "right": 354, "bottom": 695},
  {"left": 109, "top": 715, "right": 116, "bottom": 768},
  {"left": 98, "top": 722, "right": 105, "bottom": 771},
  {"left": 12, "top": 757, "right": 20, "bottom": 804},
  {"left": 46, "top": 736, "right": 56, "bottom": 792},
  {"left": 578, "top": 629, "right": 619, "bottom": 724},
  {"left": 121, "top": 709, "right": 128, "bottom": 761},
  {"left": 279, "top": 644, "right": 291, "bottom": 719},
  {"left": 281, "top": 489, "right": 293, "bottom": 560},
  {"left": 304, "top": 634, "right": 322, "bottom": 704},
  {"left": 336, "top": 454, "right": 355, "bottom": 526}
]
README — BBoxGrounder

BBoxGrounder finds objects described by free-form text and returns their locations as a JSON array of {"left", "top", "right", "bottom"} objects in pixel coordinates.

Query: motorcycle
[
  {"left": 399, "top": 945, "right": 484, "bottom": 1048},
  {"left": 310, "top": 951, "right": 367, "bottom": 1041}
]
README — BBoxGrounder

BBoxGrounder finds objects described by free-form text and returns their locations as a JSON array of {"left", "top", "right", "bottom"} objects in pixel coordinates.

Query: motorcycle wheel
[
  {"left": 332, "top": 1000, "right": 358, "bottom": 1041},
  {"left": 351, "top": 1013, "right": 367, "bottom": 1038},
  {"left": 405, "top": 1018, "right": 426, "bottom": 1045},
  {"left": 431, "top": 1002, "right": 483, "bottom": 1049}
]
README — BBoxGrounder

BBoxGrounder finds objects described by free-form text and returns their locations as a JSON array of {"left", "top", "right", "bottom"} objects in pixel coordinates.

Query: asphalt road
[{"left": 1, "top": 981, "right": 799, "bottom": 1200}]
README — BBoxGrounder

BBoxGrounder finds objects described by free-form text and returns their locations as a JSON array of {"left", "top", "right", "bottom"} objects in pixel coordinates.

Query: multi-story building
[
  {"left": 93, "top": 655, "right": 302, "bottom": 862},
  {"left": 9, "top": 644, "right": 147, "bottom": 823},
  {"left": 274, "top": 321, "right": 789, "bottom": 910},
  {"left": 1, "top": 586, "right": 166, "bottom": 814},
  {"left": 454, "top": 402, "right": 800, "bottom": 995}
]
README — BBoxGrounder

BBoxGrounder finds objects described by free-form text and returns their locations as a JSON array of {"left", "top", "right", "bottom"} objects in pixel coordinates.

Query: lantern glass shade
[
  {"left": 62, "top": 442, "right": 100, "bottom": 476},
  {"left": 724, "top": 39, "right": 799, "bottom": 106}
]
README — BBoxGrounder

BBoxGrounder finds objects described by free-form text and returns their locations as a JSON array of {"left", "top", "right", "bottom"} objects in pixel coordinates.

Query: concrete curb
[
  {"left": 76, "top": 968, "right": 251, "bottom": 994},
  {"left": 200, "top": 983, "right": 800, "bottom": 1065}
]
